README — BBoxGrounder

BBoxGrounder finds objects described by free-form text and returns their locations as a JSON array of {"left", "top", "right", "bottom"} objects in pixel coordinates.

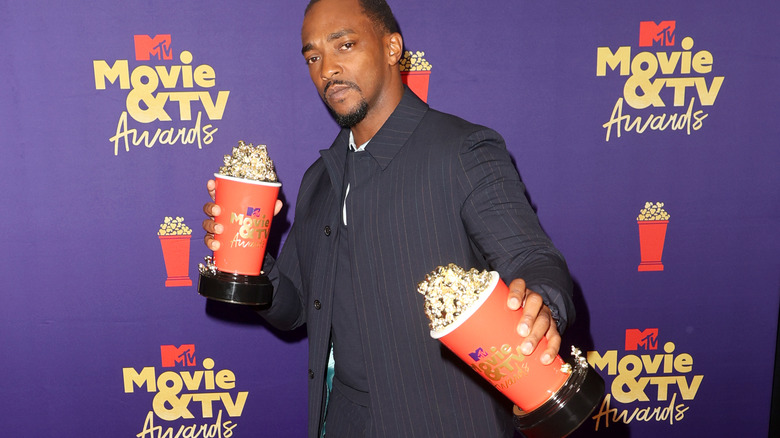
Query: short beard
[
  {"left": 331, "top": 99, "right": 369, "bottom": 128},
  {"left": 322, "top": 80, "right": 369, "bottom": 128}
]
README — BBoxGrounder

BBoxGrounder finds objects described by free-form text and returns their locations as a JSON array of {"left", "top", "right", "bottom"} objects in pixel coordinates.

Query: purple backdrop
[{"left": 2, "top": 1, "right": 778, "bottom": 436}]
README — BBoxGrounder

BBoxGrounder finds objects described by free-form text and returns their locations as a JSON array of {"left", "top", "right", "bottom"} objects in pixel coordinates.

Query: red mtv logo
[
  {"left": 639, "top": 21, "right": 675, "bottom": 47},
  {"left": 160, "top": 344, "right": 196, "bottom": 367},
  {"left": 625, "top": 328, "right": 659, "bottom": 351},
  {"left": 134, "top": 34, "right": 172, "bottom": 61}
]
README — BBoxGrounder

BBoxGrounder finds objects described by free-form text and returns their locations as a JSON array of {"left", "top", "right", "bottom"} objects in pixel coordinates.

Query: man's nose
[{"left": 320, "top": 54, "right": 340, "bottom": 81}]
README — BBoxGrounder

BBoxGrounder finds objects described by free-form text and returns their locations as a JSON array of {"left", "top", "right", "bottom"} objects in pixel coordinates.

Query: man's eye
[
  {"left": 340, "top": 42, "right": 354, "bottom": 50},
  {"left": 306, "top": 56, "right": 319, "bottom": 65}
]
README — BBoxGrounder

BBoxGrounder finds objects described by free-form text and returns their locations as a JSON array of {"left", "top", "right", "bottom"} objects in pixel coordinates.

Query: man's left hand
[{"left": 506, "top": 278, "right": 560, "bottom": 365}]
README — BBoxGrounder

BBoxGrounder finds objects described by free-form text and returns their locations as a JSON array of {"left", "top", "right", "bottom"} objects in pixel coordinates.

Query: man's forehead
[
  {"left": 301, "top": 0, "right": 372, "bottom": 43},
  {"left": 305, "top": 0, "right": 359, "bottom": 17}
]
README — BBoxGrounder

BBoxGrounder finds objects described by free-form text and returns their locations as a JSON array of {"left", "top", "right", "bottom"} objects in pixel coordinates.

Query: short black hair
[{"left": 305, "top": 0, "right": 400, "bottom": 35}]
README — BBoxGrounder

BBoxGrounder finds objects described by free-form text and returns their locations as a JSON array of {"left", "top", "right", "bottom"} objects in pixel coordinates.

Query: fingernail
[
  {"left": 519, "top": 323, "right": 529, "bottom": 337},
  {"left": 509, "top": 297, "right": 520, "bottom": 309},
  {"left": 522, "top": 342, "right": 532, "bottom": 355},
  {"left": 215, "top": 224, "right": 223, "bottom": 234},
  {"left": 541, "top": 354, "right": 551, "bottom": 364}
]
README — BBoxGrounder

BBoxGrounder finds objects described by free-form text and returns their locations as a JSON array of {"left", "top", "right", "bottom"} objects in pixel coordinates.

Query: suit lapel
[{"left": 366, "top": 87, "right": 429, "bottom": 170}]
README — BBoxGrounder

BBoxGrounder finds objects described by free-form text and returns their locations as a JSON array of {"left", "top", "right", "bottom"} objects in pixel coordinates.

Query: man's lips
[{"left": 324, "top": 81, "right": 358, "bottom": 102}]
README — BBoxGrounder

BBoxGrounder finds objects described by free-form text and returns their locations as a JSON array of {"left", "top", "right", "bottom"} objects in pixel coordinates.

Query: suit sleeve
[
  {"left": 257, "top": 222, "right": 307, "bottom": 331},
  {"left": 457, "top": 128, "right": 575, "bottom": 333}
]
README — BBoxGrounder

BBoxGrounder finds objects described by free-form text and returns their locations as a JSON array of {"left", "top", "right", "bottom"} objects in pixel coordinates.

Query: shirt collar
[
  {"left": 349, "top": 130, "right": 369, "bottom": 152},
  {"left": 321, "top": 86, "right": 429, "bottom": 185}
]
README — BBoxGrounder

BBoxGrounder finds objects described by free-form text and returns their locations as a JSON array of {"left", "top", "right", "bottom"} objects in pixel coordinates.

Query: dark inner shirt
[{"left": 331, "top": 149, "right": 369, "bottom": 395}]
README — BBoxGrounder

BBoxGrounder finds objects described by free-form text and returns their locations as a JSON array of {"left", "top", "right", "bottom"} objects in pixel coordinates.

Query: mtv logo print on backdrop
[
  {"left": 134, "top": 34, "right": 173, "bottom": 60},
  {"left": 639, "top": 21, "right": 675, "bottom": 47},
  {"left": 588, "top": 328, "right": 704, "bottom": 430},
  {"left": 160, "top": 344, "right": 196, "bottom": 367},
  {"left": 123, "top": 347, "right": 248, "bottom": 432},
  {"left": 596, "top": 20, "right": 724, "bottom": 141},
  {"left": 93, "top": 33, "right": 229, "bottom": 154},
  {"left": 625, "top": 328, "right": 659, "bottom": 351}
]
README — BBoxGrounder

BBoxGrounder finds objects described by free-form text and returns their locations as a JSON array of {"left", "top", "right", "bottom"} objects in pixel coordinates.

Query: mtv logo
[
  {"left": 468, "top": 347, "right": 488, "bottom": 362},
  {"left": 625, "top": 329, "right": 659, "bottom": 351},
  {"left": 134, "top": 34, "right": 173, "bottom": 61},
  {"left": 160, "top": 344, "right": 196, "bottom": 367},
  {"left": 639, "top": 21, "right": 676, "bottom": 47},
  {"left": 246, "top": 206, "right": 264, "bottom": 218}
]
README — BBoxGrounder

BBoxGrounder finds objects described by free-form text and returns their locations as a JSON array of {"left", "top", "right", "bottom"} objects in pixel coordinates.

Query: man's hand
[
  {"left": 506, "top": 278, "right": 560, "bottom": 365},
  {"left": 201, "top": 179, "right": 283, "bottom": 251}
]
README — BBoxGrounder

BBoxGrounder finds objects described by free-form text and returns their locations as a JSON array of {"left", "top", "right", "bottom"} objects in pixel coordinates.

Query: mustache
[{"left": 323, "top": 79, "right": 361, "bottom": 96}]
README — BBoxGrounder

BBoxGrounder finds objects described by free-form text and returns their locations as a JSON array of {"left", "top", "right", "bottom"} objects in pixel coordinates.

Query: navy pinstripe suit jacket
[{"left": 262, "top": 87, "right": 574, "bottom": 437}]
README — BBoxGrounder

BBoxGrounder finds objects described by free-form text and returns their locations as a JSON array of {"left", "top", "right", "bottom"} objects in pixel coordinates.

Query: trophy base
[
  {"left": 513, "top": 351, "right": 605, "bottom": 438},
  {"left": 198, "top": 270, "right": 273, "bottom": 306}
]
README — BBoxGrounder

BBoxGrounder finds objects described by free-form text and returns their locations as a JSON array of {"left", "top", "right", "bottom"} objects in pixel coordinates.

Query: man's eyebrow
[
  {"left": 327, "top": 29, "right": 356, "bottom": 41},
  {"left": 301, "top": 28, "right": 357, "bottom": 54}
]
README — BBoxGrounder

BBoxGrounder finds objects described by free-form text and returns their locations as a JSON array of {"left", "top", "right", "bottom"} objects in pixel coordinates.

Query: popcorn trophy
[
  {"left": 198, "top": 141, "right": 281, "bottom": 306},
  {"left": 419, "top": 264, "right": 604, "bottom": 438}
]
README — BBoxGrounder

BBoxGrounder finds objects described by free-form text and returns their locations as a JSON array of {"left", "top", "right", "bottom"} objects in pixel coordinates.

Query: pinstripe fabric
[
  {"left": 323, "top": 377, "right": 370, "bottom": 437},
  {"left": 261, "top": 88, "right": 574, "bottom": 438}
]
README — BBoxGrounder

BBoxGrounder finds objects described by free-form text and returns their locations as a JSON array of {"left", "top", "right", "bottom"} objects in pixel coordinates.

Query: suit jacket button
[
  {"left": 323, "top": 225, "right": 331, "bottom": 236},
  {"left": 314, "top": 300, "right": 321, "bottom": 310},
  {"left": 308, "top": 369, "right": 314, "bottom": 379}
]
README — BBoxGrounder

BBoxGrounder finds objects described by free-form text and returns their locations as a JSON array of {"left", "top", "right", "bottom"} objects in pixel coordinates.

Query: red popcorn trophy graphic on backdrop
[
  {"left": 636, "top": 202, "right": 670, "bottom": 272},
  {"left": 198, "top": 141, "right": 281, "bottom": 306},
  {"left": 419, "top": 264, "right": 604, "bottom": 438},
  {"left": 158, "top": 216, "right": 193, "bottom": 287},
  {"left": 399, "top": 50, "right": 431, "bottom": 102}
]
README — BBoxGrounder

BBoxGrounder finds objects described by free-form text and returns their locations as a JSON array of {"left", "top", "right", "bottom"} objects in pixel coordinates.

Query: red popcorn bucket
[
  {"left": 158, "top": 235, "right": 193, "bottom": 287},
  {"left": 198, "top": 174, "right": 281, "bottom": 306},
  {"left": 212, "top": 174, "right": 280, "bottom": 275},
  {"left": 637, "top": 220, "right": 669, "bottom": 271},
  {"left": 430, "top": 272, "right": 604, "bottom": 438}
]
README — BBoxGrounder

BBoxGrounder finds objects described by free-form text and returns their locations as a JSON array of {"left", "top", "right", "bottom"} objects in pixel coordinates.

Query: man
[{"left": 203, "top": 0, "right": 575, "bottom": 436}]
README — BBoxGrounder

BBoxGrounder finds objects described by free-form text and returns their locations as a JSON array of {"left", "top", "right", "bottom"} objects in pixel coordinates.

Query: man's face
[{"left": 301, "top": 0, "right": 389, "bottom": 127}]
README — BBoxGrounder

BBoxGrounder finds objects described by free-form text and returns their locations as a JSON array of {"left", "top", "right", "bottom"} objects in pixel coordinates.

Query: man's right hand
[{"left": 202, "top": 179, "right": 283, "bottom": 251}]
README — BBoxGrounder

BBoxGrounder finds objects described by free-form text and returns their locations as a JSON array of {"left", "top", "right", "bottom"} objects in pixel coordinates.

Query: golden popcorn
[
  {"left": 218, "top": 140, "right": 278, "bottom": 182},
  {"left": 399, "top": 50, "right": 432, "bottom": 72},
  {"left": 637, "top": 202, "right": 670, "bottom": 221},
  {"left": 158, "top": 216, "right": 193, "bottom": 236},
  {"left": 417, "top": 263, "right": 492, "bottom": 332}
]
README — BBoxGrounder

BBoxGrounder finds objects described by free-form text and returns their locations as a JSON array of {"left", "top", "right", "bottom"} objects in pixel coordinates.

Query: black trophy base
[
  {"left": 198, "top": 270, "right": 273, "bottom": 306},
  {"left": 513, "top": 354, "right": 605, "bottom": 438}
]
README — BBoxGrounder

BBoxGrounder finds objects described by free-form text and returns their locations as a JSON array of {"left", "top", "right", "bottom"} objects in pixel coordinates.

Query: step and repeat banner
[{"left": 2, "top": 1, "right": 778, "bottom": 436}]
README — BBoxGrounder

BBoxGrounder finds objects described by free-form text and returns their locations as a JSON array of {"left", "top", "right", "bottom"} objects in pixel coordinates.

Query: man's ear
[{"left": 386, "top": 32, "right": 403, "bottom": 65}]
